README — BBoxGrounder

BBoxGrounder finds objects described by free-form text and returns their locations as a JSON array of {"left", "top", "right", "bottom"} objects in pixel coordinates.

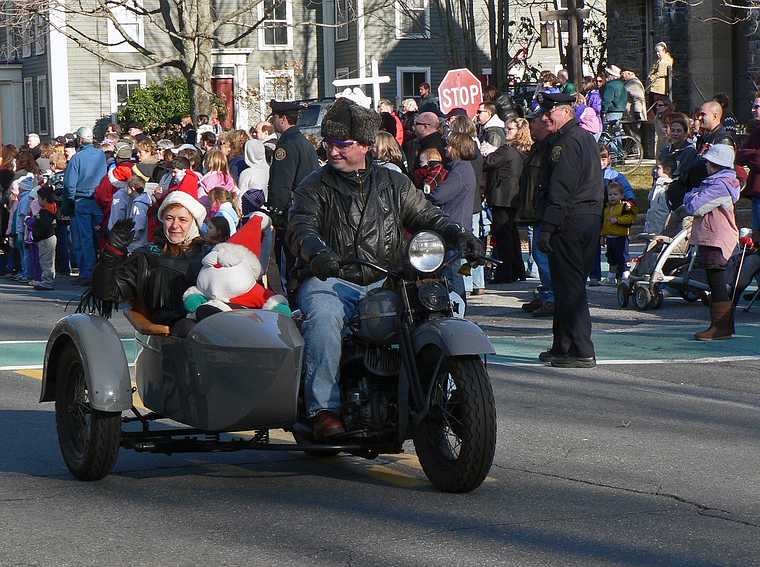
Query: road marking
[{"left": 0, "top": 338, "right": 137, "bottom": 371}]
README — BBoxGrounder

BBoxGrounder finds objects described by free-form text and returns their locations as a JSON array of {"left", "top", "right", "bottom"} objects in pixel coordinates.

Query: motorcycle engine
[{"left": 341, "top": 345, "right": 400, "bottom": 435}]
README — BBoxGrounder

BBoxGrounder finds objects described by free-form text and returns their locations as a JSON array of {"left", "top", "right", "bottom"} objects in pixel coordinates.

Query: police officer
[
  {"left": 266, "top": 100, "right": 320, "bottom": 291},
  {"left": 534, "top": 93, "right": 604, "bottom": 368}
]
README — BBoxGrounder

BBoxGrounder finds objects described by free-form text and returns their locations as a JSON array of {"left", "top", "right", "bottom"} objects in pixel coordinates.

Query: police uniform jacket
[
  {"left": 287, "top": 160, "right": 462, "bottom": 286},
  {"left": 540, "top": 119, "right": 604, "bottom": 234},
  {"left": 267, "top": 126, "right": 320, "bottom": 216}
]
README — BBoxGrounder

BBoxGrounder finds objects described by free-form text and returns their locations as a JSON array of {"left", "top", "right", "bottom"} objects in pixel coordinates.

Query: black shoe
[
  {"left": 521, "top": 298, "right": 542, "bottom": 312},
  {"left": 538, "top": 350, "right": 559, "bottom": 363},
  {"left": 550, "top": 356, "right": 597, "bottom": 368}
]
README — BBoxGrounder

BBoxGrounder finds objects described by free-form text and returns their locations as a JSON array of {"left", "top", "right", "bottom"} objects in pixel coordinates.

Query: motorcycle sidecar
[
  {"left": 41, "top": 309, "right": 304, "bottom": 480},
  {"left": 135, "top": 309, "right": 304, "bottom": 431}
]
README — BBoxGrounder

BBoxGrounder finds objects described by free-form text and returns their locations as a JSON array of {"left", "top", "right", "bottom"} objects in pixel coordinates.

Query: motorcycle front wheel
[{"left": 413, "top": 348, "right": 496, "bottom": 493}]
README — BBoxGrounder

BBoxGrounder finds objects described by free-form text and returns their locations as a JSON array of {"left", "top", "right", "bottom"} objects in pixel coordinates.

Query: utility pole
[{"left": 566, "top": 0, "right": 584, "bottom": 85}]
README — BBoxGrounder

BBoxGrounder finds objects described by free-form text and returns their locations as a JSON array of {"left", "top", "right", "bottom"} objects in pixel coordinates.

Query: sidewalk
[{"left": 466, "top": 278, "right": 760, "bottom": 365}]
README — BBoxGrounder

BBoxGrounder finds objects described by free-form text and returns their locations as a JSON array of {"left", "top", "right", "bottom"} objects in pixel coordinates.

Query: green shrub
[{"left": 118, "top": 77, "right": 191, "bottom": 132}]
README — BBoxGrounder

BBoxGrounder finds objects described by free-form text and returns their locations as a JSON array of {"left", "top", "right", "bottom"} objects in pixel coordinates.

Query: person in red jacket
[
  {"left": 378, "top": 99, "right": 405, "bottom": 147},
  {"left": 736, "top": 91, "right": 760, "bottom": 245},
  {"left": 94, "top": 141, "right": 133, "bottom": 233}
]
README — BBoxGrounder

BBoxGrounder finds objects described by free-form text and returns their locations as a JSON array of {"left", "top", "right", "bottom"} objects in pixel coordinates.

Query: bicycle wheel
[{"left": 606, "top": 135, "right": 643, "bottom": 175}]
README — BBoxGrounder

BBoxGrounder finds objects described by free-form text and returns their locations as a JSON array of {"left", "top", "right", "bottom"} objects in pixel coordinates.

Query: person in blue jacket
[{"left": 63, "top": 126, "right": 107, "bottom": 285}]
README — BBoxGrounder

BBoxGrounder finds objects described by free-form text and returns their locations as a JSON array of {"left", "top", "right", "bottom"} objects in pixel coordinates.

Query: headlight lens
[{"left": 408, "top": 231, "right": 445, "bottom": 273}]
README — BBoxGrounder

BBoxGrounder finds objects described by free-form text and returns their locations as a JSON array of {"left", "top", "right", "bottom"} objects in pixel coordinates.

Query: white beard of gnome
[{"left": 183, "top": 212, "right": 290, "bottom": 317}]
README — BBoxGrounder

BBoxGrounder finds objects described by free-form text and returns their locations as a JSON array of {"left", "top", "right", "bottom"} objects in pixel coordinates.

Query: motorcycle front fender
[
  {"left": 412, "top": 318, "right": 495, "bottom": 357},
  {"left": 40, "top": 314, "right": 133, "bottom": 412}
]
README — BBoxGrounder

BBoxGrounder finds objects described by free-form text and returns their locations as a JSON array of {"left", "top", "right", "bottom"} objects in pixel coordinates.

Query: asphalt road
[{"left": 1, "top": 277, "right": 760, "bottom": 566}]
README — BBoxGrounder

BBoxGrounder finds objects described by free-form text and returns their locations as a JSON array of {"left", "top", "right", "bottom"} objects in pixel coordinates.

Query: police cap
[
  {"left": 528, "top": 92, "right": 576, "bottom": 118},
  {"left": 270, "top": 100, "right": 309, "bottom": 115}
]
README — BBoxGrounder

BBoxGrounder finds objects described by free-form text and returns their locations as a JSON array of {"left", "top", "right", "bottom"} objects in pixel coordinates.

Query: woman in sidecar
[{"left": 81, "top": 189, "right": 209, "bottom": 334}]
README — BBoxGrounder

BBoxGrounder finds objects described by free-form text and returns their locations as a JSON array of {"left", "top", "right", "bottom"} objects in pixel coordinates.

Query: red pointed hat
[{"left": 227, "top": 213, "right": 264, "bottom": 257}]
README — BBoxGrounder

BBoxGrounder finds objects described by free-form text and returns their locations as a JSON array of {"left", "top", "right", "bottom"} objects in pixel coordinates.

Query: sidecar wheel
[
  {"left": 55, "top": 344, "right": 121, "bottom": 481},
  {"left": 413, "top": 350, "right": 496, "bottom": 493}
]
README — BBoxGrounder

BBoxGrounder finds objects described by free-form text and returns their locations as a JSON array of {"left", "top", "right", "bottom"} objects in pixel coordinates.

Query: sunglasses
[
  {"left": 414, "top": 122, "right": 433, "bottom": 127},
  {"left": 752, "top": 105, "right": 760, "bottom": 110},
  {"left": 322, "top": 138, "right": 357, "bottom": 149}
]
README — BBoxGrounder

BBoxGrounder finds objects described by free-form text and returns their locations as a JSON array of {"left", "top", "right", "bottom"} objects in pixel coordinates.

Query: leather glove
[
  {"left": 457, "top": 232, "right": 485, "bottom": 264},
  {"left": 537, "top": 231, "right": 553, "bottom": 254},
  {"left": 310, "top": 250, "right": 341, "bottom": 281},
  {"left": 109, "top": 219, "right": 135, "bottom": 254}
]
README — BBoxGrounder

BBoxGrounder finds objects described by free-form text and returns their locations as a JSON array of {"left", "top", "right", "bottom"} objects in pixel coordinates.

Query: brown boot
[{"left": 694, "top": 301, "right": 734, "bottom": 341}]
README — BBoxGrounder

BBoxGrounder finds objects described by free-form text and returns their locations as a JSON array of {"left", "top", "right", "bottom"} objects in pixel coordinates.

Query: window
[
  {"left": 37, "top": 75, "right": 49, "bottom": 135},
  {"left": 335, "top": 67, "right": 350, "bottom": 80},
  {"left": 258, "top": 69, "right": 295, "bottom": 116},
  {"left": 109, "top": 72, "right": 146, "bottom": 118},
  {"left": 34, "top": 15, "right": 45, "bottom": 55},
  {"left": 480, "top": 68, "right": 492, "bottom": 88},
  {"left": 21, "top": 22, "right": 32, "bottom": 58},
  {"left": 23, "top": 77, "right": 34, "bottom": 134},
  {"left": 258, "top": 0, "right": 293, "bottom": 50},
  {"left": 107, "top": 2, "right": 144, "bottom": 53},
  {"left": 335, "top": 0, "right": 351, "bottom": 42},
  {"left": 395, "top": 0, "right": 429, "bottom": 39},
  {"left": 396, "top": 66, "right": 429, "bottom": 101},
  {"left": 540, "top": 22, "right": 556, "bottom": 48}
]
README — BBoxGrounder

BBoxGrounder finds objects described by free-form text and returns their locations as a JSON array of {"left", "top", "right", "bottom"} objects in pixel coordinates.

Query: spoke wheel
[
  {"left": 55, "top": 344, "right": 121, "bottom": 481},
  {"left": 413, "top": 347, "right": 496, "bottom": 493},
  {"left": 606, "top": 135, "right": 643, "bottom": 175}
]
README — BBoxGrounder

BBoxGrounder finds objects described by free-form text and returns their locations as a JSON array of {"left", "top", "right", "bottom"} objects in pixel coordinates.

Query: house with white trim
[{"left": 0, "top": 1, "right": 323, "bottom": 143}]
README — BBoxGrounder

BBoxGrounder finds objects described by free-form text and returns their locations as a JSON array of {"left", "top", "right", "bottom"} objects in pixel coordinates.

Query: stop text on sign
[{"left": 440, "top": 85, "right": 481, "bottom": 108}]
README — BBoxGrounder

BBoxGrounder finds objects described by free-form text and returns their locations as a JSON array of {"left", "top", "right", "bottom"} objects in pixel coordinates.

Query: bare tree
[{"left": 1, "top": 0, "right": 392, "bottom": 117}]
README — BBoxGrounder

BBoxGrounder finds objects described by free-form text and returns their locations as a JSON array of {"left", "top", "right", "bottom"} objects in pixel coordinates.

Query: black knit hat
[{"left": 321, "top": 98, "right": 381, "bottom": 145}]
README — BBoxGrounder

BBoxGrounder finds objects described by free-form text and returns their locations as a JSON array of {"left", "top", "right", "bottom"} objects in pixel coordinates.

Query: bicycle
[{"left": 598, "top": 120, "right": 643, "bottom": 175}]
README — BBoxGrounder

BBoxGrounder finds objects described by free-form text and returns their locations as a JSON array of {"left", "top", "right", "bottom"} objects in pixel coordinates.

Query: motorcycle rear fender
[
  {"left": 40, "top": 314, "right": 133, "bottom": 412},
  {"left": 413, "top": 318, "right": 495, "bottom": 357}
]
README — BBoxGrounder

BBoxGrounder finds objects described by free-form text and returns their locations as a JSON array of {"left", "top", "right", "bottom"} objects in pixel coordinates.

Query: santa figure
[{"left": 183, "top": 213, "right": 290, "bottom": 319}]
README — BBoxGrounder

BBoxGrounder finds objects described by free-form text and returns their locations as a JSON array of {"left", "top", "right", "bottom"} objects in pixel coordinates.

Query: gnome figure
[{"left": 183, "top": 212, "right": 290, "bottom": 319}]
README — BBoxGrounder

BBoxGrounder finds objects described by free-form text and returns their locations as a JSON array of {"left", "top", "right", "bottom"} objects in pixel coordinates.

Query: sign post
[
  {"left": 539, "top": 1, "right": 590, "bottom": 85},
  {"left": 332, "top": 57, "right": 390, "bottom": 110},
  {"left": 437, "top": 68, "right": 483, "bottom": 119}
]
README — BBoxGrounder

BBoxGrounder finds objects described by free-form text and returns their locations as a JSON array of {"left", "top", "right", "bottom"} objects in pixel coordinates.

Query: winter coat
[
  {"left": 602, "top": 79, "right": 628, "bottom": 114},
  {"left": 479, "top": 115, "right": 506, "bottom": 148},
  {"left": 63, "top": 144, "right": 107, "bottom": 199},
  {"left": 426, "top": 159, "right": 476, "bottom": 228},
  {"left": 108, "top": 188, "right": 131, "bottom": 230},
  {"left": 128, "top": 192, "right": 152, "bottom": 252},
  {"left": 577, "top": 105, "right": 602, "bottom": 135},
  {"left": 484, "top": 144, "right": 525, "bottom": 208},
  {"left": 229, "top": 155, "right": 248, "bottom": 184},
  {"left": 624, "top": 78, "right": 647, "bottom": 121},
  {"left": 735, "top": 124, "right": 760, "bottom": 200},
  {"left": 237, "top": 139, "right": 270, "bottom": 206},
  {"left": 33, "top": 203, "right": 57, "bottom": 242},
  {"left": 287, "top": 161, "right": 459, "bottom": 286},
  {"left": 683, "top": 168, "right": 740, "bottom": 261},
  {"left": 647, "top": 54, "right": 673, "bottom": 96},
  {"left": 96, "top": 163, "right": 133, "bottom": 230},
  {"left": 586, "top": 90, "right": 602, "bottom": 115},
  {"left": 601, "top": 201, "right": 637, "bottom": 237},
  {"left": 644, "top": 176, "right": 672, "bottom": 235},
  {"left": 200, "top": 170, "right": 236, "bottom": 195}
]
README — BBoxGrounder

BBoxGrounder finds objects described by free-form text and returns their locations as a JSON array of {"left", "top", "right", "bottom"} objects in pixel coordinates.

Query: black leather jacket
[{"left": 287, "top": 161, "right": 463, "bottom": 286}]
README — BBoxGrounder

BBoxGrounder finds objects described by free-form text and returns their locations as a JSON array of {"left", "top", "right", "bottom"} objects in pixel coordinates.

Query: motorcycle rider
[{"left": 287, "top": 97, "right": 484, "bottom": 439}]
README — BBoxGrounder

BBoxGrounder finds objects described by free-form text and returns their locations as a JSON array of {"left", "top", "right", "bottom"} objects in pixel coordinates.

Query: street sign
[
  {"left": 437, "top": 68, "right": 483, "bottom": 119},
  {"left": 539, "top": 8, "right": 590, "bottom": 21}
]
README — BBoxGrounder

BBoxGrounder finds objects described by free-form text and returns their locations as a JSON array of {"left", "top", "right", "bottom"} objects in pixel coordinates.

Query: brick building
[{"left": 606, "top": 0, "right": 759, "bottom": 122}]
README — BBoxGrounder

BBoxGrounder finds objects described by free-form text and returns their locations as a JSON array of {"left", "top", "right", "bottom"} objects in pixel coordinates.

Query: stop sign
[{"left": 437, "top": 69, "right": 483, "bottom": 119}]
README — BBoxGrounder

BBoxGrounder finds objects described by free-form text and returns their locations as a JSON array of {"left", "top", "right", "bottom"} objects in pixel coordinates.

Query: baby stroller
[{"left": 617, "top": 214, "right": 711, "bottom": 310}]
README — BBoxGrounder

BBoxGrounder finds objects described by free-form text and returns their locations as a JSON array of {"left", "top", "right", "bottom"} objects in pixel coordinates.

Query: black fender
[
  {"left": 40, "top": 314, "right": 133, "bottom": 412},
  {"left": 413, "top": 318, "right": 495, "bottom": 357}
]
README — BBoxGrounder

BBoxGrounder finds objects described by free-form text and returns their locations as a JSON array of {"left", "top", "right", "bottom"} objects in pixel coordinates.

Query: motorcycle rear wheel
[{"left": 413, "top": 349, "right": 496, "bottom": 493}]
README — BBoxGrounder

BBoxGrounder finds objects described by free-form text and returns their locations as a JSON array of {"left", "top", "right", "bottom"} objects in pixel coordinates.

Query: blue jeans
[
  {"left": 298, "top": 276, "right": 385, "bottom": 417},
  {"left": 752, "top": 198, "right": 760, "bottom": 231},
  {"left": 531, "top": 226, "right": 554, "bottom": 302},
  {"left": 15, "top": 233, "right": 29, "bottom": 278},
  {"left": 55, "top": 221, "right": 71, "bottom": 276},
  {"left": 72, "top": 198, "right": 103, "bottom": 279}
]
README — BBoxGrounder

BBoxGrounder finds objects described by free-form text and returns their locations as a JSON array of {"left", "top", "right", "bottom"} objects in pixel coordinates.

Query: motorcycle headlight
[
  {"left": 417, "top": 281, "right": 450, "bottom": 312},
  {"left": 408, "top": 231, "right": 445, "bottom": 273}
]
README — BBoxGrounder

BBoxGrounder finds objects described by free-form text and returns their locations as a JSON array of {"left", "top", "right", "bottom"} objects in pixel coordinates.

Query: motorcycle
[{"left": 40, "top": 230, "right": 497, "bottom": 493}]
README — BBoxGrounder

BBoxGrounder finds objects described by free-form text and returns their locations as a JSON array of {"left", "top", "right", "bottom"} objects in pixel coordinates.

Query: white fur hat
[{"left": 158, "top": 190, "right": 207, "bottom": 228}]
